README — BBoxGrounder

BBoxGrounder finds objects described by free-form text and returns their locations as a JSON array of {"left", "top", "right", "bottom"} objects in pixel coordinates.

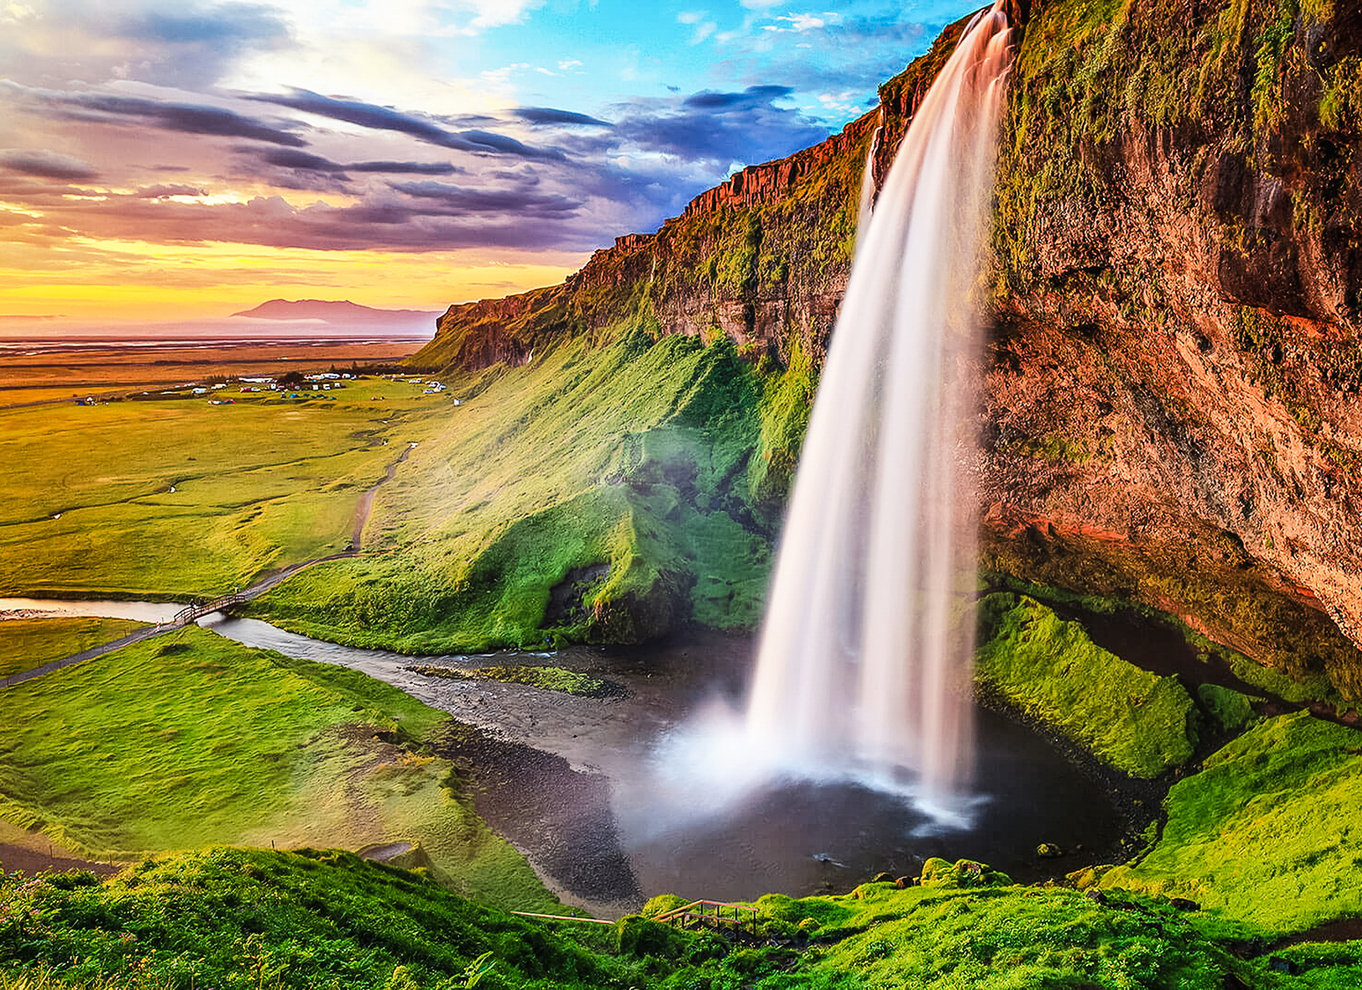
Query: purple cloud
[
  {"left": 0, "top": 149, "right": 99, "bottom": 181},
  {"left": 249, "top": 89, "right": 566, "bottom": 161}
]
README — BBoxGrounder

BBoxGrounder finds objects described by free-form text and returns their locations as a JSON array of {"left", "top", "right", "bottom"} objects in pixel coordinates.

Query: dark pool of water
[
  {"left": 196, "top": 618, "right": 1120, "bottom": 915},
  {"left": 616, "top": 704, "right": 1119, "bottom": 905}
]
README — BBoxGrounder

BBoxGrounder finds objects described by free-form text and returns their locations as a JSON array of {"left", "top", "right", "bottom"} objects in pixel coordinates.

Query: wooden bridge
[
  {"left": 653, "top": 900, "right": 761, "bottom": 934},
  {"left": 172, "top": 593, "right": 247, "bottom": 625}
]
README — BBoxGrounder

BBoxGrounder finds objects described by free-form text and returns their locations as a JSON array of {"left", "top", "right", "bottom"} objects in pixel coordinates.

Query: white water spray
[{"left": 743, "top": 4, "right": 1014, "bottom": 818}]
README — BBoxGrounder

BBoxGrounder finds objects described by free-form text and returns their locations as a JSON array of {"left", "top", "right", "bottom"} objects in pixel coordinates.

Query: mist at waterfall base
[{"left": 640, "top": 6, "right": 1015, "bottom": 838}]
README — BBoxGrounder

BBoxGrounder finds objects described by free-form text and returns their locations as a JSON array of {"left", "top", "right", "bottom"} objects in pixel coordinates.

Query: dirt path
[
  {"left": 350, "top": 442, "right": 414, "bottom": 550},
  {"left": 0, "top": 818, "right": 123, "bottom": 877},
  {"left": 0, "top": 625, "right": 171, "bottom": 689}
]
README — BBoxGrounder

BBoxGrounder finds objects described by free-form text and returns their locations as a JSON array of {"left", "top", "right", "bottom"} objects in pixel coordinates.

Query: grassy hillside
[
  {"left": 0, "top": 625, "right": 555, "bottom": 912},
  {"left": 1100, "top": 711, "right": 1362, "bottom": 933},
  {"left": 0, "top": 848, "right": 613, "bottom": 990},
  {"left": 254, "top": 328, "right": 812, "bottom": 652}
]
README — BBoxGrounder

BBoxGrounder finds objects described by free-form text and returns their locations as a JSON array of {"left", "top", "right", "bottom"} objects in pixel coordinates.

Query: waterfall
[{"left": 744, "top": 3, "right": 1013, "bottom": 817}]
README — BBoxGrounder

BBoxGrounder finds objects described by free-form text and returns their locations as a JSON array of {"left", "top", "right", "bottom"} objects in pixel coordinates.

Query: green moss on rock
[
  {"left": 1101, "top": 711, "right": 1362, "bottom": 934},
  {"left": 976, "top": 593, "right": 1198, "bottom": 777},
  {"left": 1196, "top": 682, "right": 1257, "bottom": 731}
]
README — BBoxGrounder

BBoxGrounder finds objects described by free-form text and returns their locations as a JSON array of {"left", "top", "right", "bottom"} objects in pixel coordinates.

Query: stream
[{"left": 1, "top": 598, "right": 1121, "bottom": 916}]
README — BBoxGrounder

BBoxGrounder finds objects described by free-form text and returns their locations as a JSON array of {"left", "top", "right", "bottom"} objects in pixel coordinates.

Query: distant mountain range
[{"left": 231, "top": 299, "right": 439, "bottom": 333}]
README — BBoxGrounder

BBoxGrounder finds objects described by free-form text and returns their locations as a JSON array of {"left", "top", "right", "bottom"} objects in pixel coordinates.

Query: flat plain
[{"left": 0, "top": 376, "right": 449, "bottom": 599}]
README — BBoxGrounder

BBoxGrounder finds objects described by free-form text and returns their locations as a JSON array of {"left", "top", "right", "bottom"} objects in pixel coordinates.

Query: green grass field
[
  {"left": 0, "top": 624, "right": 556, "bottom": 912},
  {"left": 0, "top": 618, "right": 144, "bottom": 678},
  {"left": 0, "top": 379, "right": 447, "bottom": 600}
]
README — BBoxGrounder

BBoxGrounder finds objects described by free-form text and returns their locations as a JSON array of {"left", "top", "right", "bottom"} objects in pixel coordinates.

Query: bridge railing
[
  {"left": 172, "top": 593, "right": 246, "bottom": 625},
  {"left": 653, "top": 900, "right": 760, "bottom": 933}
]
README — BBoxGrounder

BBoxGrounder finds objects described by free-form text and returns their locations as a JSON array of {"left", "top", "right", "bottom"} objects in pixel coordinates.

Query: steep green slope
[
  {"left": 255, "top": 328, "right": 813, "bottom": 652},
  {"left": 976, "top": 594, "right": 1199, "bottom": 777},
  {"left": 1101, "top": 711, "right": 1362, "bottom": 933}
]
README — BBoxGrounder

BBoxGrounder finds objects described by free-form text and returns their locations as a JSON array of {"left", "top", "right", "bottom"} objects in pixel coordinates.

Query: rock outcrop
[{"left": 414, "top": 0, "right": 1362, "bottom": 696}]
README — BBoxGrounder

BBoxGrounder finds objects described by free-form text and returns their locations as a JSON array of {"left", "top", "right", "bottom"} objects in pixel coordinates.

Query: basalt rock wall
[{"left": 414, "top": 0, "right": 1362, "bottom": 697}]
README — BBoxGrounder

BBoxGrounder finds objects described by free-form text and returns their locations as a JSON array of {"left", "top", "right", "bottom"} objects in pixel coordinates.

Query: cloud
[
  {"left": 712, "top": 11, "right": 934, "bottom": 102},
  {"left": 111, "top": 2, "right": 290, "bottom": 86},
  {"left": 677, "top": 11, "right": 718, "bottom": 44},
  {"left": 683, "top": 83, "right": 792, "bottom": 109},
  {"left": 513, "top": 107, "right": 611, "bottom": 127},
  {"left": 29, "top": 88, "right": 309, "bottom": 146},
  {"left": 608, "top": 84, "right": 827, "bottom": 169},
  {"left": 3, "top": 1, "right": 290, "bottom": 89},
  {"left": 347, "top": 160, "right": 462, "bottom": 175},
  {"left": 456, "top": 0, "right": 544, "bottom": 33},
  {"left": 134, "top": 183, "right": 209, "bottom": 197},
  {"left": 19, "top": 192, "right": 594, "bottom": 252},
  {"left": 0, "top": 149, "right": 99, "bottom": 180},
  {"left": 256, "top": 148, "right": 346, "bottom": 172},
  {"left": 117, "top": 3, "right": 285, "bottom": 45},
  {"left": 763, "top": 13, "right": 838, "bottom": 32},
  {"left": 249, "top": 88, "right": 565, "bottom": 160},
  {"left": 250, "top": 148, "right": 461, "bottom": 176},
  {"left": 387, "top": 180, "right": 581, "bottom": 218}
]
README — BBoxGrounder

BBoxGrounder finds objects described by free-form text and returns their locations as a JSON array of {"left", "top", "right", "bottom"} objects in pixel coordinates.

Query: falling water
[{"left": 744, "top": 4, "right": 1014, "bottom": 817}]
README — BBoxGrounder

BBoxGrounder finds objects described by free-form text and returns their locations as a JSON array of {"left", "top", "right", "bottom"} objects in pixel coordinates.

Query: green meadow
[
  {"left": 0, "top": 617, "right": 144, "bottom": 678},
  {"left": 0, "top": 623, "right": 556, "bottom": 913},
  {"left": 0, "top": 379, "right": 447, "bottom": 600}
]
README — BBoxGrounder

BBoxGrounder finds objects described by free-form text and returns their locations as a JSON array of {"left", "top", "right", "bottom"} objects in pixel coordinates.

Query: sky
[{"left": 1, "top": 0, "right": 975, "bottom": 334}]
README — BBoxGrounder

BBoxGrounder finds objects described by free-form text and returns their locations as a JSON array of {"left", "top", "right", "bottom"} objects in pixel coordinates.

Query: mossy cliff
[
  {"left": 397, "top": 0, "right": 1362, "bottom": 701},
  {"left": 981, "top": 0, "right": 1362, "bottom": 701}
]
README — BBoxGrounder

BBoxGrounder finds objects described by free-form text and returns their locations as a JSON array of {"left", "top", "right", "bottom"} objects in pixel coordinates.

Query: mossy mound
[
  {"left": 975, "top": 593, "right": 1199, "bottom": 777},
  {"left": 917, "top": 857, "right": 1013, "bottom": 889},
  {"left": 1102, "top": 711, "right": 1362, "bottom": 934}
]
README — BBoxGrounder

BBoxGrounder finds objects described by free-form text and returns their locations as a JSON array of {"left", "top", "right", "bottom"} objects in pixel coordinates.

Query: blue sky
[{"left": 0, "top": 0, "right": 978, "bottom": 326}]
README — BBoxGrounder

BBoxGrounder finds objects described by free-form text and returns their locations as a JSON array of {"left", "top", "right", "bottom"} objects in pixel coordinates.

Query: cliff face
[
  {"left": 982, "top": 0, "right": 1362, "bottom": 693},
  {"left": 414, "top": 0, "right": 1362, "bottom": 696}
]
